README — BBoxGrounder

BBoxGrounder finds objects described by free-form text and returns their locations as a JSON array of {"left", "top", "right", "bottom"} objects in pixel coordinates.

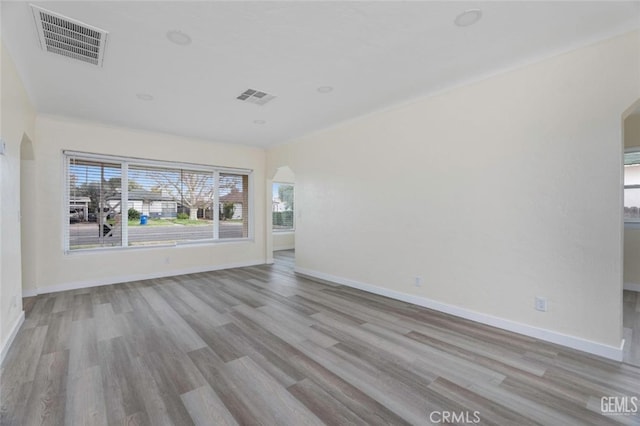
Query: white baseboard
[
  {"left": 295, "top": 267, "right": 624, "bottom": 362},
  {"left": 1, "top": 311, "right": 25, "bottom": 365},
  {"left": 624, "top": 282, "right": 640, "bottom": 292},
  {"left": 28, "top": 260, "right": 265, "bottom": 296}
]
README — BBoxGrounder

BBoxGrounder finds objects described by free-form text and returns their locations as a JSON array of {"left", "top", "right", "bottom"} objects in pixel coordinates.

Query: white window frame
[
  {"left": 272, "top": 181, "right": 295, "bottom": 233},
  {"left": 63, "top": 150, "right": 253, "bottom": 253},
  {"left": 624, "top": 147, "right": 640, "bottom": 229}
]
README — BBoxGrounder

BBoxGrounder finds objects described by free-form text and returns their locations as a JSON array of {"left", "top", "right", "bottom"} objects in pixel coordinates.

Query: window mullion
[
  {"left": 64, "top": 156, "right": 71, "bottom": 252},
  {"left": 122, "top": 162, "right": 128, "bottom": 247},
  {"left": 213, "top": 170, "right": 220, "bottom": 239}
]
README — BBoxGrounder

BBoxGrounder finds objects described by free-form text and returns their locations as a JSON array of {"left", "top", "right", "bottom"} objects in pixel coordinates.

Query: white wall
[
  {"left": 625, "top": 114, "right": 640, "bottom": 148},
  {"left": 0, "top": 41, "right": 36, "bottom": 361},
  {"left": 625, "top": 113, "right": 640, "bottom": 287},
  {"left": 273, "top": 166, "right": 295, "bottom": 251},
  {"left": 28, "top": 115, "right": 266, "bottom": 294},
  {"left": 269, "top": 31, "right": 640, "bottom": 358},
  {"left": 273, "top": 233, "right": 295, "bottom": 251}
]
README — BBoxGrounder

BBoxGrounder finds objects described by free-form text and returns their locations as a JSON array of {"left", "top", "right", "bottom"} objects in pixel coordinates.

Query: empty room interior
[{"left": 2, "top": 1, "right": 640, "bottom": 425}]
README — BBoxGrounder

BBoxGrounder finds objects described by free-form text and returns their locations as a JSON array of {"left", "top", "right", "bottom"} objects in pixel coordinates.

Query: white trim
[
  {"left": 22, "top": 288, "right": 39, "bottom": 298},
  {"left": 248, "top": 172, "right": 255, "bottom": 240},
  {"left": 63, "top": 154, "right": 70, "bottom": 252},
  {"left": 624, "top": 282, "right": 640, "bottom": 292},
  {"left": 121, "top": 163, "right": 129, "bottom": 245},
  {"left": 25, "top": 260, "right": 265, "bottom": 296},
  {"left": 213, "top": 170, "right": 220, "bottom": 239},
  {"left": 273, "top": 244, "right": 295, "bottom": 251},
  {"left": 295, "top": 267, "right": 624, "bottom": 362},
  {"left": 1, "top": 311, "right": 25, "bottom": 365},
  {"left": 63, "top": 150, "right": 252, "bottom": 174}
]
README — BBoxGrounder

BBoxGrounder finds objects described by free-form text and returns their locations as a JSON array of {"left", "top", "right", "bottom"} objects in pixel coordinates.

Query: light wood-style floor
[
  {"left": 624, "top": 290, "right": 640, "bottom": 367},
  {"left": 2, "top": 250, "right": 640, "bottom": 425}
]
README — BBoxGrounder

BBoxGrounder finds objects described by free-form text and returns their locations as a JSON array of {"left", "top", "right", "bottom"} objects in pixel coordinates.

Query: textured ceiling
[{"left": 2, "top": 1, "right": 639, "bottom": 147}]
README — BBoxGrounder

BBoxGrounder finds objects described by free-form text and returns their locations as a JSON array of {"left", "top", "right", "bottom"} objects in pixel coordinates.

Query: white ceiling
[{"left": 2, "top": 1, "right": 639, "bottom": 147}]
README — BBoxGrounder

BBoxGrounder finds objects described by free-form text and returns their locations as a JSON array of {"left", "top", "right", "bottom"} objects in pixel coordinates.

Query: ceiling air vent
[
  {"left": 31, "top": 5, "right": 108, "bottom": 67},
  {"left": 236, "top": 89, "right": 276, "bottom": 106}
]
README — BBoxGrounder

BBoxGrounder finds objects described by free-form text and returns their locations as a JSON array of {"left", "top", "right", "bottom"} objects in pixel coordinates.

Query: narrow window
[
  {"left": 272, "top": 182, "right": 294, "bottom": 231},
  {"left": 68, "top": 157, "right": 122, "bottom": 250},
  {"left": 219, "top": 173, "right": 249, "bottom": 239}
]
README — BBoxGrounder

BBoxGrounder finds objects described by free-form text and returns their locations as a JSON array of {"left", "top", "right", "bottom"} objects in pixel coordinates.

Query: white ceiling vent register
[
  {"left": 30, "top": 5, "right": 108, "bottom": 67},
  {"left": 236, "top": 89, "right": 276, "bottom": 106}
]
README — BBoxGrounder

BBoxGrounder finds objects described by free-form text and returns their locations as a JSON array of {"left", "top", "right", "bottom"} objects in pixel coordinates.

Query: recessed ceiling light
[
  {"left": 166, "top": 30, "right": 192, "bottom": 46},
  {"left": 136, "top": 93, "right": 154, "bottom": 101},
  {"left": 253, "top": 120, "right": 266, "bottom": 125},
  {"left": 317, "top": 86, "right": 333, "bottom": 94},
  {"left": 454, "top": 9, "right": 482, "bottom": 27}
]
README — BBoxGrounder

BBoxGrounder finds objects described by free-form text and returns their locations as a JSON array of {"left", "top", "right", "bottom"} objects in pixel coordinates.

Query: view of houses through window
[
  {"left": 625, "top": 150, "right": 640, "bottom": 222},
  {"left": 272, "top": 182, "right": 294, "bottom": 231},
  {"left": 67, "top": 153, "right": 250, "bottom": 251}
]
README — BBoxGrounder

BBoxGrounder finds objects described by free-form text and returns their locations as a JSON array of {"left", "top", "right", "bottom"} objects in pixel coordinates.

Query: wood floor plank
[
  {"left": 296, "top": 339, "right": 429, "bottom": 425},
  {"left": 98, "top": 336, "right": 150, "bottom": 425},
  {"left": 223, "top": 356, "right": 325, "bottom": 426},
  {"left": 286, "top": 353, "right": 411, "bottom": 426},
  {"left": 21, "top": 350, "right": 69, "bottom": 426},
  {"left": 138, "top": 285, "right": 207, "bottom": 352},
  {"left": 94, "top": 303, "right": 123, "bottom": 343},
  {"left": 181, "top": 385, "right": 239, "bottom": 426},
  {"left": 187, "top": 347, "right": 261, "bottom": 425},
  {"left": 428, "top": 377, "right": 539, "bottom": 426},
  {"left": 4, "top": 250, "right": 640, "bottom": 425},
  {"left": 64, "top": 365, "right": 108, "bottom": 426},
  {"left": 68, "top": 318, "right": 99, "bottom": 375},
  {"left": 287, "top": 378, "right": 370, "bottom": 426}
]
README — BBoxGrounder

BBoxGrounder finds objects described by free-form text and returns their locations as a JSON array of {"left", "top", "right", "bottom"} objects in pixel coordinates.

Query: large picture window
[
  {"left": 272, "top": 182, "right": 294, "bottom": 231},
  {"left": 66, "top": 151, "right": 252, "bottom": 252},
  {"left": 625, "top": 150, "right": 640, "bottom": 224}
]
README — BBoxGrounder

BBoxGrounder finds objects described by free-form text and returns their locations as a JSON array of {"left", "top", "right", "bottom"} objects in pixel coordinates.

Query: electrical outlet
[
  {"left": 12, "top": 295, "right": 17, "bottom": 308},
  {"left": 414, "top": 276, "right": 423, "bottom": 287},
  {"left": 535, "top": 296, "right": 548, "bottom": 312},
  {"left": 165, "top": 257, "right": 170, "bottom": 264}
]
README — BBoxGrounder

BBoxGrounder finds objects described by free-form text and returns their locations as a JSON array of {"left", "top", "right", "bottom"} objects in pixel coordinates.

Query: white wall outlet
[
  {"left": 165, "top": 256, "right": 170, "bottom": 264},
  {"left": 535, "top": 296, "right": 548, "bottom": 312},
  {"left": 12, "top": 295, "right": 18, "bottom": 308},
  {"left": 414, "top": 276, "right": 423, "bottom": 287},
  {"left": 0, "top": 139, "right": 6, "bottom": 155}
]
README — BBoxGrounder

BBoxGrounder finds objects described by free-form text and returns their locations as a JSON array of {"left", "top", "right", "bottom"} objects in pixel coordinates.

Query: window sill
[
  {"left": 65, "top": 238, "right": 255, "bottom": 255},
  {"left": 624, "top": 222, "right": 640, "bottom": 230}
]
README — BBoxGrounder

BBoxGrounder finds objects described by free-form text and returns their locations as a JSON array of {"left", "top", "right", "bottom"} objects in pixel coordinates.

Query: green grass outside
[{"left": 128, "top": 218, "right": 213, "bottom": 227}]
